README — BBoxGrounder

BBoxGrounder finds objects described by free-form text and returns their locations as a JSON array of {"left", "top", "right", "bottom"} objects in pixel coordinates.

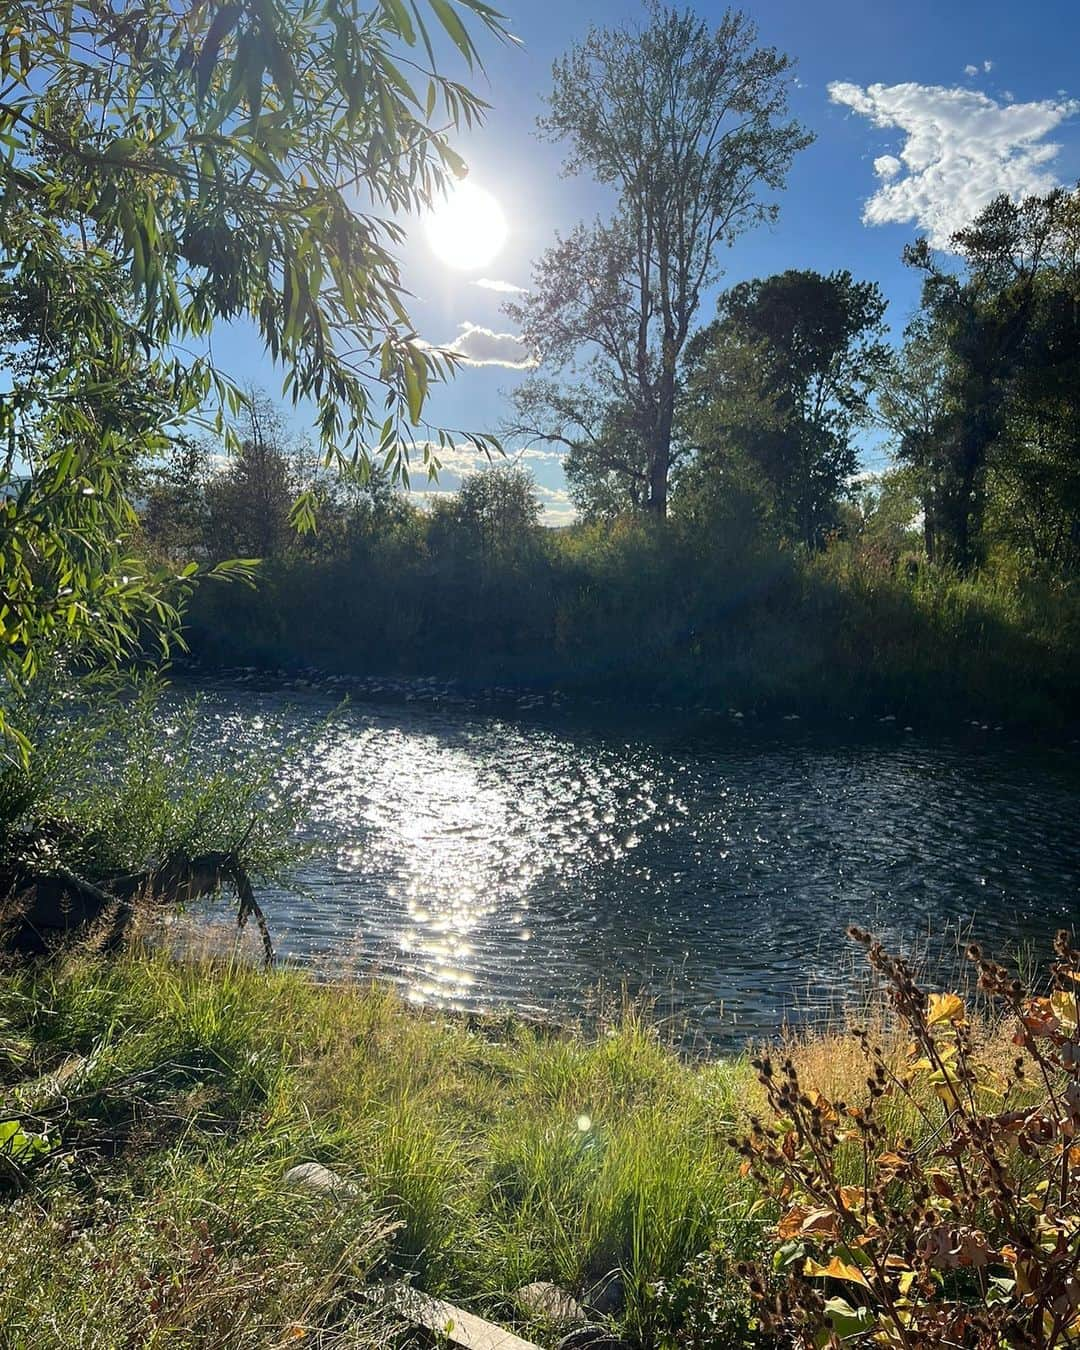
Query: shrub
[{"left": 738, "top": 928, "right": 1080, "bottom": 1347}]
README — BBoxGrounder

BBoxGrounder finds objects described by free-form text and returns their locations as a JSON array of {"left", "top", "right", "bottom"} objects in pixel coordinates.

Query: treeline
[
  {"left": 136, "top": 183, "right": 1080, "bottom": 730},
  {"left": 138, "top": 414, "right": 1077, "bottom": 733}
]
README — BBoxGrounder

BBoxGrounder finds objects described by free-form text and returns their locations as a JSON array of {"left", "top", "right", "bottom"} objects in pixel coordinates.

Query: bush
[{"left": 738, "top": 928, "right": 1080, "bottom": 1348}]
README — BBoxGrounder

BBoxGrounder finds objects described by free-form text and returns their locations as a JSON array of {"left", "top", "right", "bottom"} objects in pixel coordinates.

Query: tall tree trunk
[{"left": 647, "top": 369, "right": 677, "bottom": 518}]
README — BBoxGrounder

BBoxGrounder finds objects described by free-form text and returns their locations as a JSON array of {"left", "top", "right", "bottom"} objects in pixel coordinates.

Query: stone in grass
[
  {"left": 514, "top": 1282, "right": 586, "bottom": 1326},
  {"left": 283, "top": 1161, "right": 357, "bottom": 1197}
]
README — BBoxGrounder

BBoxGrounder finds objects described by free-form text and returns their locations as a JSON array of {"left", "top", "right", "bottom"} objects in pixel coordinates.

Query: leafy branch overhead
[
  {"left": 0, "top": 0, "right": 510, "bottom": 754},
  {"left": 0, "top": 0, "right": 511, "bottom": 464}
]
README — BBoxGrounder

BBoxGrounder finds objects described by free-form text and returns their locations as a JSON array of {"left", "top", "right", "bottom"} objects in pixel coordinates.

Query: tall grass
[
  {"left": 2, "top": 941, "right": 1041, "bottom": 1346},
  {"left": 0, "top": 951, "right": 765, "bottom": 1348},
  {"left": 185, "top": 522, "right": 1080, "bottom": 731}
]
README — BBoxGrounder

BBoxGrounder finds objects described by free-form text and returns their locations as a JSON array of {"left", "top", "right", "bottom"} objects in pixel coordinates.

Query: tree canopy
[
  {"left": 0, "top": 0, "right": 510, "bottom": 753},
  {"left": 684, "top": 269, "right": 888, "bottom": 547},
  {"left": 507, "top": 2, "right": 810, "bottom": 519},
  {"left": 887, "top": 188, "right": 1080, "bottom": 569}
]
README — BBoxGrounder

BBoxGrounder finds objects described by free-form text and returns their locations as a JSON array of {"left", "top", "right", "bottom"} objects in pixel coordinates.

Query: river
[{"left": 175, "top": 678, "right": 1080, "bottom": 1045}]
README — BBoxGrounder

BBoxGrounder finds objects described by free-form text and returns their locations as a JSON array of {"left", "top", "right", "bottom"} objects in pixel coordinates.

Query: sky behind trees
[{"left": 218, "top": 0, "right": 1080, "bottom": 523}]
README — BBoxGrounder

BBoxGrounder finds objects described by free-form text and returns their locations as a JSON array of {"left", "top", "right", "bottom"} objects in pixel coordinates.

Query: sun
[{"left": 425, "top": 180, "right": 508, "bottom": 272}]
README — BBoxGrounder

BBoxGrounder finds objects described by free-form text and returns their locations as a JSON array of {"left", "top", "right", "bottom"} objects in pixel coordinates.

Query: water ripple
[{"left": 177, "top": 686, "right": 1080, "bottom": 1044}]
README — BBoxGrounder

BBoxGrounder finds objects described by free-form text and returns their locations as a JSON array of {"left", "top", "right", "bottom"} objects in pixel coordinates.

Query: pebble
[
  {"left": 514, "top": 1283, "right": 585, "bottom": 1326},
  {"left": 283, "top": 1162, "right": 357, "bottom": 1196}
]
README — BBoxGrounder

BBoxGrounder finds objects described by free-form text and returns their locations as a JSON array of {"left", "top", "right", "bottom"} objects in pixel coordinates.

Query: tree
[
  {"left": 875, "top": 317, "right": 951, "bottom": 560},
  {"left": 141, "top": 437, "right": 213, "bottom": 562},
  {"left": 0, "top": 0, "right": 509, "bottom": 752},
  {"left": 684, "top": 269, "right": 888, "bottom": 547},
  {"left": 205, "top": 398, "right": 296, "bottom": 560},
  {"left": 506, "top": 3, "right": 810, "bottom": 518},
  {"left": 899, "top": 187, "right": 1080, "bottom": 570},
  {"left": 428, "top": 465, "right": 541, "bottom": 564}
]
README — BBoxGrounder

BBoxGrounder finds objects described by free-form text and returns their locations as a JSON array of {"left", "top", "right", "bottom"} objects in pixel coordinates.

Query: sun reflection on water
[
  {"left": 306, "top": 716, "right": 670, "bottom": 1010},
  {"left": 180, "top": 687, "right": 1080, "bottom": 1043}
]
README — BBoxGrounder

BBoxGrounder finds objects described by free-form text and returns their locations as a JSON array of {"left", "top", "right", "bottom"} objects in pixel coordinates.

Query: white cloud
[
  {"left": 401, "top": 443, "right": 571, "bottom": 527},
  {"left": 984, "top": 60, "right": 994, "bottom": 73},
  {"left": 433, "top": 322, "right": 538, "bottom": 370},
  {"left": 473, "top": 277, "right": 527, "bottom": 294},
  {"left": 964, "top": 64, "right": 979, "bottom": 77},
  {"left": 828, "top": 80, "right": 1079, "bottom": 248},
  {"left": 535, "top": 484, "right": 576, "bottom": 525}
]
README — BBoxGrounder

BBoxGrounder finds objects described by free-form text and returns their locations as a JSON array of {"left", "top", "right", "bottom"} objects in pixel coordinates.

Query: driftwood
[
  {"left": 0, "top": 847, "right": 274, "bottom": 965},
  {"left": 367, "top": 1282, "right": 542, "bottom": 1350}
]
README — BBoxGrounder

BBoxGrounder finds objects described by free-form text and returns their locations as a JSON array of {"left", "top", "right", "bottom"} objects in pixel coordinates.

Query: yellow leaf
[
  {"left": 777, "top": 1205, "right": 841, "bottom": 1241},
  {"left": 804, "top": 1257, "right": 870, "bottom": 1287},
  {"left": 1051, "top": 990, "right": 1080, "bottom": 1032},
  {"left": 927, "top": 992, "right": 965, "bottom": 1026}
]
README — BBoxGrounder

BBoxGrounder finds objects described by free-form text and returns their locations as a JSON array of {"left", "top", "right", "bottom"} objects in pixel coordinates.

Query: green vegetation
[
  {"left": 4, "top": 935, "right": 1073, "bottom": 1349},
  {"left": 0, "top": 949, "right": 763, "bottom": 1348},
  {"left": 165, "top": 463, "right": 1079, "bottom": 731},
  {"left": 0, "top": 0, "right": 506, "bottom": 753},
  {"left": 0, "top": 680, "right": 314, "bottom": 959},
  {"left": 2, "top": 2, "right": 1079, "bottom": 1342}
]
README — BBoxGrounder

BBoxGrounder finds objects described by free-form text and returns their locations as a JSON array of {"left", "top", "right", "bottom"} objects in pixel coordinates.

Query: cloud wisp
[
  {"left": 428, "top": 322, "right": 538, "bottom": 370},
  {"left": 828, "top": 80, "right": 1079, "bottom": 248},
  {"left": 472, "top": 277, "right": 527, "bottom": 294}
]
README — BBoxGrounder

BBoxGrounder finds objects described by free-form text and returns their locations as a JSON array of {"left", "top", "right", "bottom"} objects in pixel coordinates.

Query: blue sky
[{"left": 221, "top": 0, "right": 1080, "bottom": 522}]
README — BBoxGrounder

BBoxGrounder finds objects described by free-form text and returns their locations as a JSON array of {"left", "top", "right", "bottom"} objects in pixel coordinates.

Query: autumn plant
[{"left": 736, "top": 927, "right": 1080, "bottom": 1348}]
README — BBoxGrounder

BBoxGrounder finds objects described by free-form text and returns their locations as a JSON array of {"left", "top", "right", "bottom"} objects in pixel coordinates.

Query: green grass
[
  {"left": 0, "top": 951, "right": 763, "bottom": 1349},
  {"left": 185, "top": 525, "right": 1080, "bottom": 734}
]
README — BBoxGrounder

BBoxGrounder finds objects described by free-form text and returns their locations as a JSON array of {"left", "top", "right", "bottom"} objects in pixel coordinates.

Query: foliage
[
  {"left": 0, "top": 675, "right": 315, "bottom": 888},
  {"left": 427, "top": 463, "right": 542, "bottom": 562},
  {"left": 0, "top": 950, "right": 760, "bottom": 1347},
  {"left": 507, "top": 2, "right": 811, "bottom": 518},
  {"left": 0, "top": 229, "right": 237, "bottom": 759},
  {"left": 895, "top": 188, "right": 1080, "bottom": 570},
  {"left": 685, "top": 269, "right": 889, "bottom": 548},
  {"left": 182, "top": 486, "right": 1080, "bottom": 732},
  {"left": 1, "top": 0, "right": 510, "bottom": 466},
  {"left": 204, "top": 395, "right": 299, "bottom": 561},
  {"left": 739, "top": 929, "right": 1080, "bottom": 1348},
  {"left": 0, "top": 0, "right": 510, "bottom": 753}
]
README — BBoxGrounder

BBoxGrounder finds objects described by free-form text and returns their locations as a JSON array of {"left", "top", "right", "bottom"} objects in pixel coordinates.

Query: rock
[
  {"left": 514, "top": 1282, "right": 585, "bottom": 1326},
  {"left": 556, "top": 1329, "right": 632, "bottom": 1350},
  {"left": 283, "top": 1161, "right": 357, "bottom": 1196},
  {"left": 583, "top": 1272, "right": 625, "bottom": 1318}
]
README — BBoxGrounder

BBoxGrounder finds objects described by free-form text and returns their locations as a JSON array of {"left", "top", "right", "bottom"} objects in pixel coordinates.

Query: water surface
[{"left": 177, "top": 682, "right": 1080, "bottom": 1044}]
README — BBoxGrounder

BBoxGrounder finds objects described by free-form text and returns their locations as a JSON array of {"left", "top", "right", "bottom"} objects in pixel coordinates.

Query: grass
[
  {"left": 0, "top": 949, "right": 766, "bottom": 1349},
  {"left": 184, "top": 526, "right": 1080, "bottom": 735}
]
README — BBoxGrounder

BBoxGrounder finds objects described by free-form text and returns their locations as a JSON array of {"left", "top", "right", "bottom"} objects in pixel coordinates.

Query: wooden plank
[{"left": 372, "top": 1281, "right": 542, "bottom": 1350}]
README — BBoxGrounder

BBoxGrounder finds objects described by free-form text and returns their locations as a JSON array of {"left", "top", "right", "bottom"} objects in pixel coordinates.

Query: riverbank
[
  {"left": 182, "top": 538, "right": 1080, "bottom": 739},
  {"left": 0, "top": 950, "right": 765, "bottom": 1348},
  {"left": 2, "top": 940, "right": 1068, "bottom": 1348}
]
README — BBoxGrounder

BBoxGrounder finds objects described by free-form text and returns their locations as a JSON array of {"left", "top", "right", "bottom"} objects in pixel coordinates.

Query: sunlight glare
[{"left": 425, "top": 180, "right": 508, "bottom": 271}]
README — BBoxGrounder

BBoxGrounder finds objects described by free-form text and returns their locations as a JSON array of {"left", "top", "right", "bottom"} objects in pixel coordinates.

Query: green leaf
[
  {"left": 820, "top": 1297, "right": 875, "bottom": 1343},
  {"left": 425, "top": 0, "right": 477, "bottom": 67}
]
